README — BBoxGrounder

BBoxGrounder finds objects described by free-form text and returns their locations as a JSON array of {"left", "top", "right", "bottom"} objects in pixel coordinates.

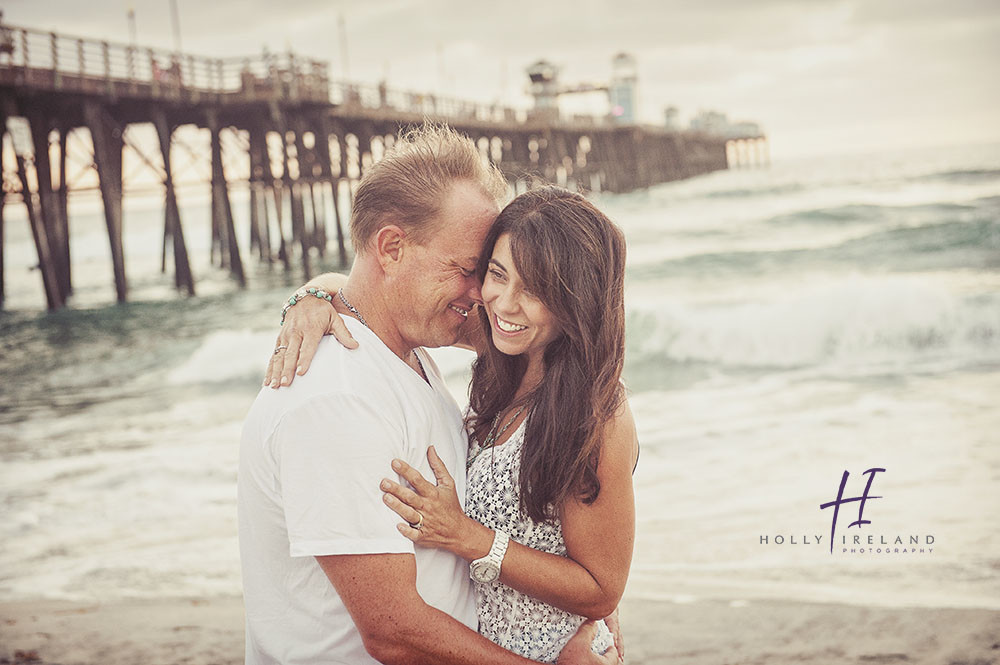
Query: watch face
[{"left": 471, "top": 560, "right": 499, "bottom": 583}]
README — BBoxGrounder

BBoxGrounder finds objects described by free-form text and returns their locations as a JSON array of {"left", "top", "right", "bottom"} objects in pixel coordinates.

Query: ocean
[{"left": 1, "top": 141, "right": 998, "bottom": 610}]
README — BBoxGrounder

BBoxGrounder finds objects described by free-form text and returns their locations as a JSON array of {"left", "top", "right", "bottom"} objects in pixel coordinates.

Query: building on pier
[
  {"left": 526, "top": 53, "right": 638, "bottom": 125},
  {"left": 609, "top": 53, "right": 637, "bottom": 124},
  {"left": 664, "top": 106, "right": 680, "bottom": 131},
  {"left": 689, "top": 110, "right": 769, "bottom": 169}
]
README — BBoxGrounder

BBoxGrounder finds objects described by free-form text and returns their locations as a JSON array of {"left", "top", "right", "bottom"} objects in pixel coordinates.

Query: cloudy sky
[{"left": 6, "top": 0, "right": 999, "bottom": 159}]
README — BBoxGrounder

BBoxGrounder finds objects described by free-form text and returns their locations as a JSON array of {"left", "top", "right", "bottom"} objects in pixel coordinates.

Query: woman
[{"left": 276, "top": 187, "right": 637, "bottom": 662}]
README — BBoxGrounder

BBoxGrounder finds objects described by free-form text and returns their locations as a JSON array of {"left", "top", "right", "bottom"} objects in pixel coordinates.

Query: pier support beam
[
  {"left": 26, "top": 110, "right": 70, "bottom": 304},
  {"left": 278, "top": 112, "right": 310, "bottom": 279},
  {"left": 56, "top": 125, "right": 71, "bottom": 296},
  {"left": 12, "top": 123, "right": 64, "bottom": 310},
  {"left": 209, "top": 127, "right": 226, "bottom": 270},
  {"left": 328, "top": 126, "right": 349, "bottom": 263},
  {"left": 268, "top": 105, "right": 293, "bottom": 273},
  {"left": 0, "top": 119, "right": 6, "bottom": 309},
  {"left": 289, "top": 125, "right": 311, "bottom": 254},
  {"left": 206, "top": 110, "right": 245, "bottom": 287},
  {"left": 152, "top": 110, "right": 195, "bottom": 295},
  {"left": 83, "top": 101, "right": 127, "bottom": 303},
  {"left": 247, "top": 124, "right": 272, "bottom": 263},
  {"left": 311, "top": 181, "right": 326, "bottom": 258},
  {"left": 292, "top": 118, "right": 322, "bottom": 259},
  {"left": 272, "top": 179, "right": 290, "bottom": 272},
  {"left": 288, "top": 166, "right": 310, "bottom": 278}
]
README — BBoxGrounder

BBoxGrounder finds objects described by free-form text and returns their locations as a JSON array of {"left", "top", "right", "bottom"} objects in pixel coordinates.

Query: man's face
[{"left": 388, "top": 180, "right": 499, "bottom": 349}]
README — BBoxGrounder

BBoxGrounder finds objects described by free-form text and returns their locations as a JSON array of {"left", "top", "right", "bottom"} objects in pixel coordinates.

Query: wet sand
[{"left": 2, "top": 596, "right": 998, "bottom": 664}]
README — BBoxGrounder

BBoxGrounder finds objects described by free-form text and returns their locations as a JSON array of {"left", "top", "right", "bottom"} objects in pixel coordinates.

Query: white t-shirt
[{"left": 238, "top": 316, "right": 477, "bottom": 665}]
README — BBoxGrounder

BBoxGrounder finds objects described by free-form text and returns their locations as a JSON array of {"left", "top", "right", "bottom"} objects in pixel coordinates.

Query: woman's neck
[{"left": 513, "top": 352, "right": 545, "bottom": 403}]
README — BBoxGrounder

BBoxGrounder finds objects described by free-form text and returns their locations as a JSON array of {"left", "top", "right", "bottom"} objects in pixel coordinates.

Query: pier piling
[
  {"left": 152, "top": 110, "right": 195, "bottom": 295},
  {"left": 207, "top": 109, "right": 245, "bottom": 287},
  {"left": 13, "top": 133, "right": 63, "bottom": 309},
  {"left": 56, "top": 124, "right": 70, "bottom": 296},
  {"left": 1, "top": 116, "right": 6, "bottom": 308},
  {"left": 247, "top": 123, "right": 272, "bottom": 263},
  {"left": 82, "top": 101, "right": 127, "bottom": 303},
  {"left": 26, "top": 110, "right": 69, "bottom": 303}
]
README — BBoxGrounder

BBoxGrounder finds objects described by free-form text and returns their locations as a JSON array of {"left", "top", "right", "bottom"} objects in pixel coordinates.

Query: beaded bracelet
[{"left": 280, "top": 287, "right": 334, "bottom": 325}]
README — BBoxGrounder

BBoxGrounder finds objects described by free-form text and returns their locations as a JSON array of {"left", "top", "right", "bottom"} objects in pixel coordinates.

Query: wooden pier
[{"left": 0, "top": 22, "right": 742, "bottom": 310}]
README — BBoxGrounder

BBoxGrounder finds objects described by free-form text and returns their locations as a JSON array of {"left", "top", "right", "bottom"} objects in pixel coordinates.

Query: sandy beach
[{"left": 2, "top": 596, "right": 997, "bottom": 664}]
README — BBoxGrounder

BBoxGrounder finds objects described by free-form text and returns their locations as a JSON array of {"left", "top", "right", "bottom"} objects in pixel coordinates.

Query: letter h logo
[{"left": 819, "top": 468, "right": 886, "bottom": 553}]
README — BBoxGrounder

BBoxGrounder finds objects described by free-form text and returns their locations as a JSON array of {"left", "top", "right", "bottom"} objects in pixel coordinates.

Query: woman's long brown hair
[{"left": 468, "top": 186, "right": 627, "bottom": 523}]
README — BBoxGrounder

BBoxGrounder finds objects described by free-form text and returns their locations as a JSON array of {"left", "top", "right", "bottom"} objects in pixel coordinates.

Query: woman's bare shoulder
[{"left": 599, "top": 396, "right": 640, "bottom": 475}]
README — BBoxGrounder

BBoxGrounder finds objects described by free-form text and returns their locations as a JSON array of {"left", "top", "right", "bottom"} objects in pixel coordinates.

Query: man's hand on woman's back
[{"left": 556, "top": 620, "right": 622, "bottom": 664}]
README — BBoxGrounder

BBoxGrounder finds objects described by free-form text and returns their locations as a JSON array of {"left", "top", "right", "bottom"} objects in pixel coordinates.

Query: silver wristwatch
[{"left": 470, "top": 529, "right": 510, "bottom": 583}]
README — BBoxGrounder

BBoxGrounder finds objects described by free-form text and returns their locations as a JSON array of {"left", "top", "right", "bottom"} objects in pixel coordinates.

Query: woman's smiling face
[{"left": 481, "top": 233, "right": 562, "bottom": 362}]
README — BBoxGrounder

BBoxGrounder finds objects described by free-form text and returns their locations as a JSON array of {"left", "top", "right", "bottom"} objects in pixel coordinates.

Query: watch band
[
  {"left": 470, "top": 529, "right": 510, "bottom": 583},
  {"left": 488, "top": 529, "right": 510, "bottom": 566}
]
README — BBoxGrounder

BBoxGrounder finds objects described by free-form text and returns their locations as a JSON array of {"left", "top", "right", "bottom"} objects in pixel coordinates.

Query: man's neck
[{"left": 340, "top": 272, "right": 414, "bottom": 363}]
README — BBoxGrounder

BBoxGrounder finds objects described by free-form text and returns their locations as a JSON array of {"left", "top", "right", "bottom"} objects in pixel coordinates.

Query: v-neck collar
[
  {"left": 486, "top": 411, "right": 529, "bottom": 452},
  {"left": 341, "top": 315, "right": 437, "bottom": 392}
]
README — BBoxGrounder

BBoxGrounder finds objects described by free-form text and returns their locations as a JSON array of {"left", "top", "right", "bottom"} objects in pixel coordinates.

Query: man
[{"left": 239, "top": 124, "right": 617, "bottom": 664}]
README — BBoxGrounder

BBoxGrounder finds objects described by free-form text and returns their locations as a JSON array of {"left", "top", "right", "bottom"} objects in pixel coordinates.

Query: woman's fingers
[
  {"left": 605, "top": 607, "right": 625, "bottom": 662},
  {"left": 292, "top": 308, "right": 356, "bottom": 379},
  {"left": 295, "top": 329, "right": 324, "bottom": 377},
  {"left": 275, "top": 335, "right": 302, "bottom": 388},
  {"left": 426, "top": 446, "right": 454, "bottom": 488},
  {"left": 395, "top": 522, "right": 421, "bottom": 542},
  {"left": 269, "top": 296, "right": 337, "bottom": 387},
  {"left": 600, "top": 644, "right": 620, "bottom": 664},
  {"left": 267, "top": 334, "right": 293, "bottom": 388},
  {"left": 266, "top": 328, "right": 301, "bottom": 389},
  {"left": 327, "top": 315, "right": 359, "bottom": 350},
  {"left": 382, "top": 492, "right": 423, "bottom": 525},
  {"left": 380, "top": 478, "right": 423, "bottom": 510},
  {"left": 264, "top": 334, "right": 283, "bottom": 386},
  {"left": 575, "top": 619, "right": 598, "bottom": 643},
  {"left": 391, "top": 458, "right": 436, "bottom": 495},
  {"left": 558, "top": 619, "right": 609, "bottom": 665}
]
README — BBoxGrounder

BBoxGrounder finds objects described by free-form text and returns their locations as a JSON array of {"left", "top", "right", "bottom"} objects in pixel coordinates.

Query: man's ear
[{"left": 373, "top": 224, "right": 407, "bottom": 271}]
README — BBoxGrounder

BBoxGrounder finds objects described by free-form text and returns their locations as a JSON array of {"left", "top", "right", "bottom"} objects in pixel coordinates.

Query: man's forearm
[
  {"left": 317, "top": 553, "right": 542, "bottom": 665},
  {"left": 368, "top": 601, "right": 537, "bottom": 665},
  {"left": 302, "top": 271, "right": 348, "bottom": 293}
]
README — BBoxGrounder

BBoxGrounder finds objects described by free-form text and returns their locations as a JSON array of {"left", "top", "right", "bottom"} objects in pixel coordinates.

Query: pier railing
[
  {"left": 0, "top": 22, "right": 613, "bottom": 126},
  {"left": 0, "top": 23, "right": 330, "bottom": 102}
]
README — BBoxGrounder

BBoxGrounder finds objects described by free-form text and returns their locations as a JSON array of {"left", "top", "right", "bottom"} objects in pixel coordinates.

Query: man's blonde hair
[{"left": 350, "top": 122, "right": 508, "bottom": 251}]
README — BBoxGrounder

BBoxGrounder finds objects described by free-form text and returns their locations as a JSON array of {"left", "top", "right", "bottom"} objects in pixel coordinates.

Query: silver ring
[
  {"left": 408, "top": 512, "right": 424, "bottom": 530},
  {"left": 273, "top": 345, "right": 288, "bottom": 355}
]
